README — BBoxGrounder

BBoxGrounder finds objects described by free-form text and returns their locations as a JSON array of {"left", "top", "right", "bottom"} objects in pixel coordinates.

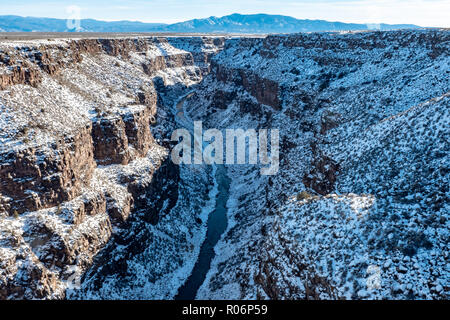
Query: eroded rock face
[
  {"left": 303, "top": 155, "right": 340, "bottom": 195},
  {"left": 142, "top": 53, "right": 194, "bottom": 75},
  {"left": 0, "top": 37, "right": 209, "bottom": 90},
  {"left": 92, "top": 115, "right": 131, "bottom": 166},
  {"left": 167, "top": 37, "right": 225, "bottom": 74},
  {"left": 73, "top": 158, "right": 181, "bottom": 295},
  {"left": 0, "top": 253, "right": 62, "bottom": 300},
  {"left": 184, "top": 29, "right": 449, "bottom": 300},
  {"left": 211, "top": 89, "right": 237, "bottom": 110},
  {"left": 0, "top": 35, "right": 210, "bottom": 217},
  {"left": 0, "top": 125, "right": 95, "bottom": 214},
  {"left": 0, "top": 35, "right": 223, "bottom": 299},
  {"left": 122, "top": 106, "right": 154, "bottom": 158},
  {"left": 0, "top": 204, "right": 114, "bottom": 299},
  {"left": 0, "top": 64, "right": 41, "bottom": 90},
  {"left": 92, "top": 105, "right": 157, "bottom": 166},
  {"left": 212, "top": 61, "right": 281, "bottom": 110}
]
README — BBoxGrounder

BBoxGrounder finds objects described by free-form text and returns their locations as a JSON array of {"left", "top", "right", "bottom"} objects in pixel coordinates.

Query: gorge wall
[
  {"left": 183, "top": 30, "right": 449, "bottom": 300},
  {"left": 0, "top": 30, "right": 449, "bottom": 300},
  {"left": 0, "top": 36, "right": 223, "bottom": 299}
]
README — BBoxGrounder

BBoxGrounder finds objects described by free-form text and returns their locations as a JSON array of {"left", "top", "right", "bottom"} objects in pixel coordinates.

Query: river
[{"left": 173, "top": 93, "right": 231, "bottom": 300}]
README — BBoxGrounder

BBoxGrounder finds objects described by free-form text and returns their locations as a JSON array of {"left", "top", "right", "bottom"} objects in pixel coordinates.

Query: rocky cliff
[
  {"left": 182, "top": 29, "right": 449, "bottom": 300},
  {"left": 0, "top": 36, "right": 224, "bottom": 299}
]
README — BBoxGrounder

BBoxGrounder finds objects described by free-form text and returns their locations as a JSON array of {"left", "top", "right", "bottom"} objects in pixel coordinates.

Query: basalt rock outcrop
[
  {"left": 212, "top": 61, "right": 281, "bottom": 110},
  {"left": 0, "top": 36, "right": 224, "bottom": 299},
  {"left": 182, "top": 29, "right": 449, "bottom": 300},
  {"left": 167, "top": 37, "right": 226, "bottom": 74}
]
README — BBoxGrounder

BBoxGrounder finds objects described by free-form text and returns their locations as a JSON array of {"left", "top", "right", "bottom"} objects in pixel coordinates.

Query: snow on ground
[
  {"left": 188, "top": 29, "right": 449, "bottom": 299},
  {"left": 1, "top": 30, "right": 448, "bottom": 300},
  {"left": 0, "top": 36, "right": 224, "bottom": 299}
]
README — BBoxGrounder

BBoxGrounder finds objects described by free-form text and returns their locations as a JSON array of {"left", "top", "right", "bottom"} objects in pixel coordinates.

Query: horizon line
[{"left": 0, "top": 13, "right": 425, "bottom": 28}]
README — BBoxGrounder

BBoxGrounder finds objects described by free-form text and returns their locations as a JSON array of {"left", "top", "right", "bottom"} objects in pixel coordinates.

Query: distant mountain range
[
  {"left": 0, "top": 13, "right": 421, "bottom": 33},
  {"left": 0, "top": 15, "right": 166, "bottom": 33}
]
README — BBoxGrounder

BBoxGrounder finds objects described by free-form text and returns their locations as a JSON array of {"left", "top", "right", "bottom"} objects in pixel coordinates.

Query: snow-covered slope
[
  {"left": 183, "top": 29, "right": 449, "bottom": 300},
  {"left": 0, "top": 36, "right": 224, "bottom": 299},
  {"left": 0, "top": 29, "right": 448, "bottom": 300}
]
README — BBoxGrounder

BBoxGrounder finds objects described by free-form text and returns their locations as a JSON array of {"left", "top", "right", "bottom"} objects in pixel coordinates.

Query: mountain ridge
[{"left": 0, "top": 13, "right": 421, "bottom": 33}]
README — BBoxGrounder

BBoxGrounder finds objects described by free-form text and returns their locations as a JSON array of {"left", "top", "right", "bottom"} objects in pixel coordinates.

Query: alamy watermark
[
  {"left": 66, "top": 5, "right": 82, "bottom": 31},
  {"left": 366, "top": 265, "right": 381, "bottom": 290},
  {"left": 171, "top": 121, "right": 279, "bottom": 175}
]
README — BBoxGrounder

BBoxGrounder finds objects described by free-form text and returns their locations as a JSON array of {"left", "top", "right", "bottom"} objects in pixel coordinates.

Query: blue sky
[{"left": 0, "top": 0, "right": 448, "bottom": 27}]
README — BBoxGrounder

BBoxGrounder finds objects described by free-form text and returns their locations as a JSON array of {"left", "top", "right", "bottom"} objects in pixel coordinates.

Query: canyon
[{"left": 0, "top": 29, "right": 448, "bottom": 300}]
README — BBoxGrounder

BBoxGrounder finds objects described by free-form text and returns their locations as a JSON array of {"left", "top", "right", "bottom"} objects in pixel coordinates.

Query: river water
[
  {"left": 174, "top": 93, "right": 231, "bottom": 300},
  {"left": 175, "top": 165, "right": 230, "bottom": 299}
]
